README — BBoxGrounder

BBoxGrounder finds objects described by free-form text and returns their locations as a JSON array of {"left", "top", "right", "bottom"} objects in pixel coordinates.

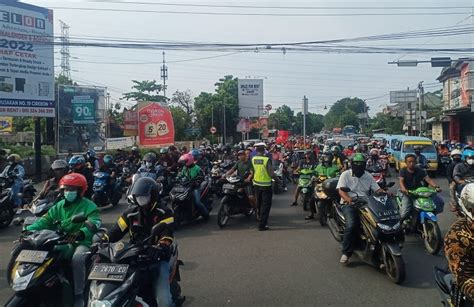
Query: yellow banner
[{"left": 0, "top": 117, "right": 13, "bottom": 133}]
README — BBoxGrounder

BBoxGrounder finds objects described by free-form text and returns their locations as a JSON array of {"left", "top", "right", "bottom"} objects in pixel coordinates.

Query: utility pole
[
  {"left": 211, "top": 103, "right": 214, "bottom": 144},
  {"left": 303, "top": 96, "right": 308, "bottom": 149},
  {"left": 160, "top": 51, "right": 168, "bottom": 100},
  {"left": 222, "top": 102, "right": 227, "bottom": 145},
  {"left": 418, "top": 81, "right": 424, "bottom": 136},
  {"left": 59, "top": 20, "right": 71, "bottom": 79}
]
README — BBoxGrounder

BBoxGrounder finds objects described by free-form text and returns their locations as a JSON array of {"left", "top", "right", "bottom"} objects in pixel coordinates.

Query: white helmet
[
  {"left": 450, "top": 149, "right": 462, "bottom": 157},
  {"left": 460, "top": 184, "right": 474, "bottom": 220},
  {"left": 369, "top": 148, "right": 379, "bottom": 156}
]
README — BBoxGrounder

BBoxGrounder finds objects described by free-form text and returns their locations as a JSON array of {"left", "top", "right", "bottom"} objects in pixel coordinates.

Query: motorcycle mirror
[
  {"left": 71, "top": 213, "right": 87, "bottom": 224},
  {"left": 339, "top": 187, "right": 351, "bottom": 193},
  {"left": 127, "top": 211, "right": 139, "bottom": 219},
  {"left": 387, "top": 182, "right": 395, "bottom": 188}
]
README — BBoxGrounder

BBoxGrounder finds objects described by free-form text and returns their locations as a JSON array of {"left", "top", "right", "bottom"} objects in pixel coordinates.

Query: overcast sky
[{"left": 25, "top": 0, "right": 474, "bottom": 115}]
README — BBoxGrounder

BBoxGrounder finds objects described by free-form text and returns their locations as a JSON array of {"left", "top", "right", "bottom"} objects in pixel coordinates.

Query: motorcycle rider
[
  {"left": 366, "top": 148, "right": 382, "bottom": 169},
  {"left": 192, "top": 149, "right": 210, "bottom": 174},
  {"left": 398, "top": 154, "right": 443, "bottom": 231},
  {"left": 453, "top": 149, "right": 474, "bottom": 193},
  {"left": 98, "top": 155, "right": 118, "bottom": 195},
  {"left": 447, "top": 149, "right": 463, "bottom": 212},
  {"left": 138, "top": 152, "right": 159, "bottom": 176},
  {"left": 331, "top": 146, "right": 346, "bottom": 171},
  {"left": 159, "top": 148, "right": 177, "bottom": 172},
  {"left": 1, "top": 154, "right": 25, "bottom": 208},
  {"left": 291, "top": 151, "right": 317, "bottom": 207},
  {"left": 69, "top": 155, "right": 94, "bottom": 199},
  {"left": 37, "top": 159, "right": 69, "bottom": 203},
  {"left": 337, "top": 153, "right": 385, "bottom": 264},
  {"left": 106, "top": 177, "right": 177, "bottom": 307},
  {"left": 414, "top": 145, "right": 428, "bottom": 168},
  {"left": 85, "top": 149, "right": 99, "bottom": 172},
  {"left": 444, "top": 184, "right": 474, "bottom": 303},
  {"left": 343, "top": 144, "right": 355, "bottom": 158},
  {"left": 225, "top": 150, "right": 257, "bottom": 211},
  {"left": 26, "top": 173, "right": 101, "bottom": 307},
  {"left": 178, "top": 153, "right": 210, "bottom": 220}
]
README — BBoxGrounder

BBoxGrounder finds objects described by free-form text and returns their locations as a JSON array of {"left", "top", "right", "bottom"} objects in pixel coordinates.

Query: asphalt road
[{"left": 0, "top": 169, "right": 456, "bottom": 306}]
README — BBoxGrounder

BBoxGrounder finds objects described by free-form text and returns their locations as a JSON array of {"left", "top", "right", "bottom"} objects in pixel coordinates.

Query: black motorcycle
[
  {"left": 217, "top": 175, "right": 254, "bottom": 228},
  {"left": 0, "top": 176, "right": 35, "bottom": 228},
  {"left": 327, "top": 183, "right": 406, "bottom": 284},
  {"left": 434, "top": 265, "right": 473, "bottom": 307},
  {"left": 87, "top": 223, "right": 184, "bottom": 307},
  {"left": 437, "top": 156, "right": 451, "bottom": 176}
]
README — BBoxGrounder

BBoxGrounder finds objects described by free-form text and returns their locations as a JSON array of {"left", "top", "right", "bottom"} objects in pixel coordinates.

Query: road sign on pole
[
  {"left": 265, "top": 104, "right": 272, "bottom": 111},
  {"left": 210, "top": 126, "right": 217, "bottom": 134}
]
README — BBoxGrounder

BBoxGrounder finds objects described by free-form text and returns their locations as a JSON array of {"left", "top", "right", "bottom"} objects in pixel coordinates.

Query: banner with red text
[{"left": 138, "top": 102, "right": 175, "bottom": 147}]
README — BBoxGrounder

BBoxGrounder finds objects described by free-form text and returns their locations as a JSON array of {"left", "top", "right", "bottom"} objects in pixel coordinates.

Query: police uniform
[{"left": 251, "top": 153, "right": 273, "bottom": 230}]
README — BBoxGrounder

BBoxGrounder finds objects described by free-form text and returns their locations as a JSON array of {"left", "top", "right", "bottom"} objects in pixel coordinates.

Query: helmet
[
  {"left": 331, "top": 146, "right": 340, "bottom": 153},
  {"left": 143, "top": 152, "right": 157, "bottom": 163},
  {"left": 348, "top": 144, "right": 354, "bottom": 150},
  {"left": 127, "top": 177, "right": 158, "bottom": 208},
  {"left": 178, "top": 153, "right": 194, "bottom": 167},
  {"left": 51, "top": 159, "right": 68, "bottom": 170},
  {"left": 69, "top": 155, "right": 86, "bottom": 168},
  {"left": 160, "top": 148, "right": 169, "bottom": 154},
  {"left": 450, "top": 149, "right": 462, "bottom": 157},
  {"left": 7, "top": 154, "right": 21, "bottom": 163},
  {"left": 352, "top": 153, "right": 366, "bottom": 163},
  {"left": 168, "top": 145, "right": 177, "bottom": 151},
  {"left": 369, "top": 148, "right": 379, "bottom": 156},
  {"left": 86, "top": 149, "right": 96, "bottom": 158},
  {"left": 322, "top": 152, "right": 333, "bottom": 164},
  {"left": 191, "top": 149, "right": 201, "bottom": 159},
  {"left": 59, "top": 173, "right": 88, "bottom": 196},
  {"left": 103, "top": 155, "right": 113, "bottom": 165},
  {"left": 455, "top": 143, "right": 463, "bottom": 150},
  {"left": 460, "top": 184, "right": 474, "bottom": 220},
  {"left": 463, "top": 149, "right": 474, "bottom": 161},
  {"left": 131, "top": 146, "right": 139, "bottom": 152}
]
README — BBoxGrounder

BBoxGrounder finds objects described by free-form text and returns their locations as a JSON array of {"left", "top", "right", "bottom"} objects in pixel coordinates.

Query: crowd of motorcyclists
[{"left": 1, "top": 134, "right": 473, "bottom": 306}]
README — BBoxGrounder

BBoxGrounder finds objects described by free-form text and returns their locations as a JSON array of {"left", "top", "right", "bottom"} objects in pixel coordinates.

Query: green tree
[
  {"left": 122, "top": 80, "right": 166, "bottom": 103},
  {"left": 294, "top": 112, "right": 324, "bottom": 134},
  {"left": 324, "top": 97, "right": 365, "bottom": 129},
  {"left": 369, "top": 113, "right": 404, "bottom": 134},
  {"left": 171, "top": 89, "right": 194, "bottom": 116},
  {"left": 268, "top": 105, "right": 295, "bottom": 130},
  {"left": 169, "top": 105, "right": 192, "bottom": 141}
]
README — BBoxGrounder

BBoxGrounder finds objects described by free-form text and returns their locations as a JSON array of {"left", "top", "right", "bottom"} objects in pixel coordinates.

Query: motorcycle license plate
[
  {"left": 223, "top": 184, "right": 235, "bottom": 190},
  {"left": 16, "top": 250, "right": 48, "bottom": 264},
  {"left": 88, "top": 263, "right": 129, "bottom": 282},
  {"left": 174, "top": 187, "right": 185, "bottom": 193}
]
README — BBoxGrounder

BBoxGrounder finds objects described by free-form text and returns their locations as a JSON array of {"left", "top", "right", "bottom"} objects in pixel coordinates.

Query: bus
[{"left": 342, "top": 125, "right": 358, "bottom": 136}]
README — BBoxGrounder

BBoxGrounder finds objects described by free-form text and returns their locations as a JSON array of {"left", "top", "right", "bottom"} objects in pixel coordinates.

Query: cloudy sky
[{"left": 24, "top": 0, "right": 474, "bottom": 115}]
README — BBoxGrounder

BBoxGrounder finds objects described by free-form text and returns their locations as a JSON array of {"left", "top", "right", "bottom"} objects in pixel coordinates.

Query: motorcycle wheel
[
  {"left": 302, "top": 194, "right": 309, "bottom": 211},
  {"left": 217, "top": 202, "right": 230, "bottom": 228},
  {"left": 0, "top": 207, "right": 14, "bottom": 228},
  {"left": 383, "top": 248, "right": 406, "bottom": 284},
  {"left": 317, "top": 201, "right": 327, "bottom": 226},
  {"left": 423, "top": 220, "right": 443, "bottom": 255}
]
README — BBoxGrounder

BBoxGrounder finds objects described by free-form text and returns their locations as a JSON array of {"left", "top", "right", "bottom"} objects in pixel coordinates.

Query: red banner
[{"left": 138, "top": 102, "right": 175, "bottom": 147}]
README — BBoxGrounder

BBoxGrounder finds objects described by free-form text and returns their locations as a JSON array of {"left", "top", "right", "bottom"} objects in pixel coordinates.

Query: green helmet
[
  {"left": 160, "top": 148, "right": 168, "bottom": 154},
  {"left": 352, "top": 153, "right": 366, "bottom": 163}
]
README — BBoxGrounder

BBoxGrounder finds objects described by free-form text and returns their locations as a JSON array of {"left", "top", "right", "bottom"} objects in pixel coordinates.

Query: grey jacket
[{"left": 452, "top": 162, "right": 474, "bottom": 183}]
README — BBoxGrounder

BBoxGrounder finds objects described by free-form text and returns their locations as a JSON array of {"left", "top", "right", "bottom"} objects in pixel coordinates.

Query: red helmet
[
  {"left": 59, "top": 173, "right": 88, "bottom": 196},
  {"left": 178, "top": 153, "right": 194, "bottom": 167}
]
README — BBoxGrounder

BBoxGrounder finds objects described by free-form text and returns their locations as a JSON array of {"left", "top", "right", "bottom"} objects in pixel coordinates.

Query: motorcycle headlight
[{"left": 377, "top": 223, "right": 393, "bottom": 231}]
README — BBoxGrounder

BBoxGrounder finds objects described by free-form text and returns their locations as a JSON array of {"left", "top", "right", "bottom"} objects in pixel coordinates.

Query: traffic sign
[
  {"left": 210, "top": 126, "right": 217, "bottom": 134},
  {"left": 265, "top": 104, "right": 272, "bottom": 111}
]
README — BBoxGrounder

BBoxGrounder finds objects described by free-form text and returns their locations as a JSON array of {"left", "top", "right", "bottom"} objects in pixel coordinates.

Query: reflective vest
[{"left": 252, "top": 156, "right": 272, "bottom": 187}]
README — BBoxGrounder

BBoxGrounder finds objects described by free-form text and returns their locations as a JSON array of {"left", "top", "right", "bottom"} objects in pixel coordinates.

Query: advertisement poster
[
  {"left": 106, "top": 136, "right": 134, "bottom": 150},
  {"left": 123, "top": 109, "right": 138, "bottom": 136},
  {"left": 238, "top": 79, "right": 263, "bottom": 118},
  {"left": 138, "top": 102, "right": 174, "bottom": 147},
  {"left": 0, "top": 1, "right": 55, "bottom": 117},
  {"left": 449, "top": 77, "right": 461, "bottom": 109},
  {"left": 0, "top": 116, "right": 13, "bottom": 133},
  {"left": 57, "top": 85, "right": 106, "bottom": 153},
  {"left": 460, "top": 63, "right": 473, "bottom": 108}
]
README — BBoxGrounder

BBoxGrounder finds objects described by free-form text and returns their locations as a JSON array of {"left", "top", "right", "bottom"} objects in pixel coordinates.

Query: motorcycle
[
  {"left": 170, "top": 176, "right": 213, "bottom": 228},
  {"left": 6, "top": 214, "right": 91, "bottom": 306},
  {"left": 87, "top": 223, "right": 184, "bottom": 307},
  {"left": 210, "top": 161, "right": 226, "bottom": 197},
  {"left": 434, "top": 265, "right": 473, "bottom": 307},
  {"left": 313, "top": 176, "right": 336, "bottom": 226},
  {"left": 91, "top": 172, "right": 122, "bottom": 207},
  {"left": 217, "top": 175, "right": 254, "bottom": 228},
  {"left": 0, "top": 177, "right": 17, "bottom": 228},
  {"left": 272, "top": 161, "right": 286, "bottom": 194},
  {"left": 395, "top": 187, "right": 443, "bottom": 255},
  {"left": 378, "top": 152, "right": 390, "bottom": 177},
  {"left": 366, "top": 165, "right": 387, "bottom": 190},
  {"left": 297, "top": 168, "right": 315, "bottom": 211},
  {"left": 438, "top": 155, "right": 451, "bottom": 176},
  {"left": 327, "top": 183, "right": 406, "bottom": 284},
  {"left": 455, "top": 180, "right": 474, "bottom": 219}
]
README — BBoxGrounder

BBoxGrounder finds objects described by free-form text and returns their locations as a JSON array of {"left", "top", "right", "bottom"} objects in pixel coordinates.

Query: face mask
[
  {"left": 64, "top": 190, "right": 78, "bottom": 202},
  {"left": 453, "top": 156, "right": 461, "bottom": 162},
  {"left": 8, "top": 161, "right": 13, "bottom": 165},
  {"left": 467, "top": 159, "right": 474, "bottom": 166},
  {"left": 352, "top": 164, "right": 365, "bottom": 178},
  {"left": 146, "top": 162, "right": 153, "bottom": 168}
]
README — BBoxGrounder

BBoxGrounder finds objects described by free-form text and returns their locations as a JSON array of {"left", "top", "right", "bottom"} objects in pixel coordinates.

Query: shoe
[
  {"left": 305, "top": 215, "right": 314, "bottom": 220},
  {"left": 340, "top": 254, "right": 349, "bottom": 264},
  {"left": 290, "top": 202, "right": 298, "bottom": 206},
  {"left": 258, "top": 225, "right": 270, "bottom": 231}
]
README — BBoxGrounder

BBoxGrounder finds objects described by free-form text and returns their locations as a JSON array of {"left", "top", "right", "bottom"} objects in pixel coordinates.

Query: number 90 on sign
[{"left": 75, "top": 105, "right": 92, "bottom": 117}]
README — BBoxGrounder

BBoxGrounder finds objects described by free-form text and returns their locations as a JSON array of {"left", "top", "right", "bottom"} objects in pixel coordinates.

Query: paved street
[{"left": 0, "top": 170, "right": 456, "bottom": 306}]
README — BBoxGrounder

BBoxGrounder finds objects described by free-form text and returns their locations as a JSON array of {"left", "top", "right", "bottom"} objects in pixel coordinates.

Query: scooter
[
  {"left": 327, "top": 183, "right": 406, "bottom": 284},
  {"left": 434, "top": 265, "right": 473, "bottom": 307},
  {"left": 217, "top": 175, "right": 254, "bottom": 228},
  {"left": 367, "top": 165, "right": 387, "bottom": 190},
  {"left": 395, "top": 186, "right": 443, "bottom": 255},
  {"left": 313, "top": 176, "right": 338, "bottom": 226},
  {"left": 91, "top": 172, "right": 122, "bottom": 207},
  {"left": 438, "top": 155, "right": 451, "bottom": 176},
  {"left": 297, "top": 168, "right": 315, "bottom": 211}
]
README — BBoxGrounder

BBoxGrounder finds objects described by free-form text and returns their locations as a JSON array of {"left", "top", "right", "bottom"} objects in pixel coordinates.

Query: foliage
[
  {"left": 0, "top": 144, "right": 56, "bottom": 157},
  {"left": 268, "top": 105, "right": 294, "bottom": 130},
  {"left": 294, "top": 112, "right": 325, "bottom": 135},
  {"left": 369, "top": 113, "right": 404, "bottom": 134},
  {"left": 122, "top": 80, "right": 167, "bottom": 103},
  {"left": 268, "top": 105, "right": 324, "bottom": 134},
  {"left": 169, "top": 105, "right": 192, "bottom": 141},
  {"left": 171, "top": 90, "right": 194, "bottom": 116},
  {"left": 323, "top": 97, "right": 366, "bottom": 129}
]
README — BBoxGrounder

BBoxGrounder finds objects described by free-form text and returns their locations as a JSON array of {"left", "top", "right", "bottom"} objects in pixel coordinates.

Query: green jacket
[
  {"left": 180, "top": 164, "right": 203, "bottom": 180},
  {"left": 315, "top": 164, "right": 339, "bottom": 178},
  {"left": 26, "top": 197, "right": 101, "bottom": 248}
]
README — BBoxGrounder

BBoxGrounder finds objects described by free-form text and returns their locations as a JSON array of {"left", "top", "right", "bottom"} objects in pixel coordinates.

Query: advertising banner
[
  {"left": 106, "top": 136, "right": 134, "bottom": 150},
  {"left": 449, "top": 77, "right": 461, "bottom": 109},
  {"left": 238, "top": 79, "right": 263, "bottom": 118},
  {"left": 0, "top": 116, "right": 13, "bottom": 133},
  {"left": 123, "top": 109, "right": 138, "bottom": 136},
  {"left": 57, "top": 85, "right": 106, "bottom": 153},
  {"left": 138, "top": 102, "right": 175, "bottom": 147},
  {"left": 0, "top": 1, "right": 55, "bottom": 117},
  {"left": 460, "top": 63, "right": 472, "bottom": 108}
]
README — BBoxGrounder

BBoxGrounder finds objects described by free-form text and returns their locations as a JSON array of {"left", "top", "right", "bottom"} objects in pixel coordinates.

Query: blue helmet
[
  {"left": 463, "top": 149, "right": 474, "bottom": 160},
  {"left": 103, "top": 155, "right": 113, "bottom": 165},
  {"left": 86, "top": 149, "right": 96, "bottom": 158},
  {"left": 190, "top": 149, "right": 201, "bottom": 159},
  {"left": 69, "top": 155, "right": 86, "bottom": 168}
]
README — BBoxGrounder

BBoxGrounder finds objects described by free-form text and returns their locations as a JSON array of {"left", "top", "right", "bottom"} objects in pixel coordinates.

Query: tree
[
  {"left": 268, "top": 105, "right": 294, "bottom": 130},
  {"left": 294, "top": 112, "right": 324, "bottom": 134},
  {"left": 369, "top": 113, "right": 404, "bottom": 134},
  {"left": 171, "top": 89, "right": 194, "bottom": 116},
  {"left": 324, "top": 97, "right": 365, "bottom": 129},
  {"left": 169, "top": 105, "right": 192, "bottom": 141},
  {"left": 122, "top": 80, "right": 166, "bottom": 103}
]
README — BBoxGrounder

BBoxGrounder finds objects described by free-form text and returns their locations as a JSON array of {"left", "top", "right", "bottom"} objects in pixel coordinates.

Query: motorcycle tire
[
  {"left": 302, "top": 194, "right": 309, "bottom": 211},
  {"left": 317, "top": 201, "right": 327, "bottom": 226},
  {"left": 423, "top": 220, "right": 443, "bottom": 255},
  {"left": 217, "top": 202, "right": 230, "bottom": 228},
  {"left": 6, "top": 241, "right": 28, "bottom": 285},
  {"left": 0, "top": 207, "right": 14, "bottom": 228},
  {"left": 383, "top": 247, "right": 406, "bottom": 284}
]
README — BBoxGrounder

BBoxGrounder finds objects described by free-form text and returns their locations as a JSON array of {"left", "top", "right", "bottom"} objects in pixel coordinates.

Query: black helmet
[
  {"left": 127, "top": 177, "right": 158, "bottom": 208},
  {"left": 143, "top": 152, "right": 157, "bottom": 163}
]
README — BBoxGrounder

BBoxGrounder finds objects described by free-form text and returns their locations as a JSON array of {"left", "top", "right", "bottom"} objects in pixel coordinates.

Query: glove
[
  {"left": 147, "top": 244, "right": 171, "bottom": 262},
  {"left": 65, "top": 231, "right": 85, "bottom": 243}
]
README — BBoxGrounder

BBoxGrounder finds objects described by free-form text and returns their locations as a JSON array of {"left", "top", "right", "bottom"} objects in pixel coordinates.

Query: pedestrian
[{"left": 250, "top": 142, "right": 279, "bottom": 231}]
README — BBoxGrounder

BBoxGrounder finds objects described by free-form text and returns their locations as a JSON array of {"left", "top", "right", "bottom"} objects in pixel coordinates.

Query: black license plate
[
  {"left": 16, "top": 250, "right": 48, "bottom": 264},
  {"left": 88, "top": 263, "right": 129, "bottom": 282}
]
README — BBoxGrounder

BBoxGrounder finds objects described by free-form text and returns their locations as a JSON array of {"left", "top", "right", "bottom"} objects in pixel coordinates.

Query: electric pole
[
  {"left": 161, "top": 51, "right": 168, "bottom": 100},
  {"left": 303, "top": 96, "right": 308, "bottom": 149},
  {"left": 59, "top": 20, "right": 71, "bottom": 79},
  {"left": 222, "top": 102, "right": 227, "bottom": 145},
  {"left": 418, "top": 81, "right": 424, "bottom": 136}
]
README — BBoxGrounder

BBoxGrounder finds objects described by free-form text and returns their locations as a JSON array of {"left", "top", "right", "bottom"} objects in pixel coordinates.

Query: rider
[
  {"left": 138, "top": 152, "right": 159, "bottom": 177},
  {"left": 192, "top": 149, "right": 210, "bottom": 174},
  {"left": 447, "top": 149, "right": 463, "bottom": 212},
  {"left": 98, "top": 155, "right": 118, "bottom": 195},
  {"left": 331, "top": 146, "right": 346, "bottom": 171},
  {"left": 158, "top": 148, "right": 177, "bottom": 172},
  {"left": 85, "top": 149, "right": 99, "bottom": 172},
  {"left": 444, "top": 184, "right": 474, "bottom": 303},
  {"left": 453, "top": 149, "right": 474, "bottom": 194},
  {"left": 398, "top": 154, "right": 443, "bottom": 231},
  {"left": 178, "top": 153, "right": 210, "bottom": 220},
  {"left": 69, "top": 155, "right": 94, "bottom": 199},
  {"left": 366, "top": 148, "right": 382, "bottom": 169},
  {"left": 26, "top": 173, "right": 101, "bottom": 307},
  {"left": 128, "top": 146, "right": 141, "bottom": 166},
  {"left": 336, "top": 153, "right": 385, "bottom": 264},
  {"left": 37, "top": 159, "right": 69, "bottom": 202},
  {"left": 414, "top": 145, "right": 428, "bottom": 169},
  {"left": 1, "top": 154, "right": 25, "bottom": 208},
  {"left": 106, "top": 177, "right": 177, "bottom": 307},
  {"left": 291, "top": 151, "right": 317, "bottom": 207},
  {"left": 225, "top": 150, "right": 257, "bottom": 211},
  {"left": 343, "top": 144, "right": 355, "bottom": 158}
]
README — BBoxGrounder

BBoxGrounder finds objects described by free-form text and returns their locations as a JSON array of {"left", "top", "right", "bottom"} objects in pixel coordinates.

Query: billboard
[
  {"left": 0, "top": 1, "right": 55, "bottom": 117},
  {"left": 123, "top": 109, "right": 138, "bottom": 136},
  {"left": 57, "top": 85, "right": 106, "bottom": 153},
  {"left": 238, "top": 79, "right": 263, "bottom": 118},
  {"left": 138, "top": 102, "right": 175, "bottom": 147},
  {"left": 460, "top": 63, "right": 473, "bottom": 108},
  {"left": 106, "top": 137, "right": 134, "bottom": 150}
]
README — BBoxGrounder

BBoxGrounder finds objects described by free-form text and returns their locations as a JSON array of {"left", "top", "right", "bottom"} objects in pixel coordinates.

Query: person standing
[{"left": 250, "top": 143, "right": 278, "bottom": 231}]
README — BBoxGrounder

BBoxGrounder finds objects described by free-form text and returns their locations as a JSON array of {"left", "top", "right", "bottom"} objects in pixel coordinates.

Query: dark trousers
[
  {"left": 254, "top": 185, "right": 273, "bottom": 228},
  {"left": 341, "top": 204, "right": 359, "bottom": 257}
]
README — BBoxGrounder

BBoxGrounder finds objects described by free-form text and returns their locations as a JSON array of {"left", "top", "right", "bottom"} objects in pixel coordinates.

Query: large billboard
[
  {"left": 238, "top": 79, "right": 263, "bottom": 118},
  {"left": 138, "top": 102, "right": 174, "bottom": 147},
  {"left": 0, "top": 1, "right": 55, "bottom": 117},
  {"left": 57, "top": 85, "right": 106, "bottom": 153}
]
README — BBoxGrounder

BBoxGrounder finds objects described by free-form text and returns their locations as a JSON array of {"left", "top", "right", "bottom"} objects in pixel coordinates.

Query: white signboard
[
  {"left": 390, "top": 90, "right": 417, "bottom": 104},
  {"left": 238, "top": 79, "right": 263, "bottom": 118},
  {"left": 106, "top": 137, "right": 135, "bottom": 150},
  {"left": 0, "top": 1, "right": 55, "bottom": 117}
]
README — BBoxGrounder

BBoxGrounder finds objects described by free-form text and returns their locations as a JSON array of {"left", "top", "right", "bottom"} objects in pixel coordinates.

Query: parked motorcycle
[
  {"left": 327, "top": 183, "right": 406, "bottom": 284},
  {"left": 87, "top": 224, "right": 184, "bottom": 307},
  {"left": 434, "top": 265, "right": 473, "bottom": 307},
  {"left": 395, "top": 186, "right": 443, "bottom": 255},
  {"left": 217, "top": 175, "right": 254, "bottom": 227},
  {"left": 91, "top": 172, "right": 122, "bottom": 207},
  {"left": 297, "top": 168, "right": 315, "bottom": 211}
]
